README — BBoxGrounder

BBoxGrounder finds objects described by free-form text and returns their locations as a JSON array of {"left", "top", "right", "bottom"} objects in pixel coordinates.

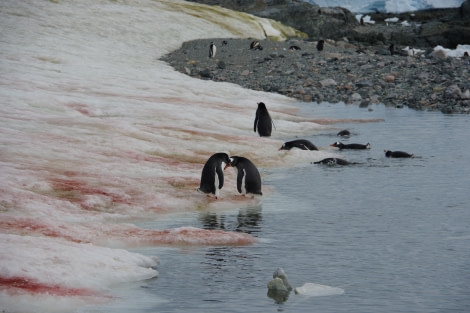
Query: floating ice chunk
[{"left": 294, "top": 283, "right": 344, "bottom": 297}]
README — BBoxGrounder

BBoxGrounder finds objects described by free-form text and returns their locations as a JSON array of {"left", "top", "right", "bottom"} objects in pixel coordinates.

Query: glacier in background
[{"left": 305, "top": 0, "right": 465, "bottom": 13}]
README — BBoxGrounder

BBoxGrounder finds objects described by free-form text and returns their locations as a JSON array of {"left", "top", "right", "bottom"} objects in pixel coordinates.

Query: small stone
[
  {"left": 241, "top": 69, "right": 250, "bottom": 76},
  {"left": 444, "top": 85, "right": 461, "bottom": 99},
  {"left": 217, "top": 61, "right": 226, "bottom": 69},
  {"left": 319, "top": 78, "right": 337, "bottom": 87},
  {"left": 348, "top": 92, "right": 362, "bottom": 103},
  {"left": 384, "top": 75, "right": 395, "bottom": 83}
]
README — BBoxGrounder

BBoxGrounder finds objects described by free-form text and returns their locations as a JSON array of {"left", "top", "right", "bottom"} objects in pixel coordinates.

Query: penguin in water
[
  {"left": 209, "top": 42, "right": 216, "bottom": 58},
  {"left": 336, "top": 129, "right": 350, "bottom": 137},
  {"left": 384, "top": 150, "right": 414, "bottom": 158},
  {"left": 226, "top": 156, "right": 262, "bottom": 196},
  {"left": 330, "top": 141, "right": 370, "bottom": 150},
  {"left": 313, "top": 158, "right": 354, "bottom": 166},
  {"left": 279, "top": 139, "right": 318, "bottom": 151},
  {"left": 197, "top": 153, "right": 230, "bottom": 199},
  {"left": 254, "top": 102, "right": 274, "bottom": 137}
]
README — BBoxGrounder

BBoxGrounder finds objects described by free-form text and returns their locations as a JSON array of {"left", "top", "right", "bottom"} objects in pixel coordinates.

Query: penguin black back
[
  {"left": 279, "top": 139, "right": 318, "bottom": 151},
  {"left": 337, "top": 129, "right": 350, "bottom": 137},
  {"left": 384, "top": 150, "right": 413, "bottom": 158},
  {"left": 198, "top": 152, "right": 230, "bottom": 198},
  {"left": 330, "top": 141, "right": 370, "bottom": 149},
  {"left": 254, "top": 102, "right": 273, "bottom": 137},
  {"left": 317, "top": 40, "right": 325, "bottom": 51},
  {"left": 228, "top": 156, "right": 262, "bottom": 196},
  {"left": 314, "top": 158, "right": 352, "bottom": 165}
]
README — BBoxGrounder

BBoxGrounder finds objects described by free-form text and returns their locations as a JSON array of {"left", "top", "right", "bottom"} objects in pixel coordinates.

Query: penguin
[
  {"left": 384, "top": 150, "right": 414, "bottom": 158},
  {"left": 227, "top": 156, "right": 262, "bottom": 196},
  {"left": 330, "top": 141, "right": 370, "bottom": 150},
  {"left": 250, "top": 40, "right": 263, "bottom": 50},
  {"left": 389, "top": 43, "right": 395, "bottom": 56},
  {"left": 313, "top": 158, "right": 353, "bottom": 165},
  {"left": 254, "top": 102, "right": 273, "bottom": 137},
  {"left": 316, "top": 40, "right": 325, "bottom": 51},
  {"left": 197, "top": 153, "right": 230, "bottom": 199},
  {"left": 279, "top": 139, "right": 318, "bottom": 151},
  {"left": 336, "top": 129, "right": 351, "bottom": 137},
  {"left": 209, "top": 42, "right": 216, "bottom": 58},
  {"left": 289, "top": 45, "right": 301, "bottom": 51}
]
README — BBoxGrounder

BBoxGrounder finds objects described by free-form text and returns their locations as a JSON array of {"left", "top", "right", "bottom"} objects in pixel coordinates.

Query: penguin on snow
[
  {"left": 226, "top": 156, "right": 262, "bottom": 196},
  {"left": 197, "top": 152, "right": 230, "bottom": 199},
  {"left": 254, "top": 102, "right": 274, "bottom": 137}
]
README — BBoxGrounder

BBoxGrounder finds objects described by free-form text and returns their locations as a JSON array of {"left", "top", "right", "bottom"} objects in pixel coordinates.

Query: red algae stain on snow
[
  {"left": 109, "top": 226, "right": 256, "bottom": 246},
  {"left": 50, "top": 178, "right": 131, "bottom": 209},
  {"left": 0, "top": 217, "right": 85, "bottom": 243},
  {"left": 0, "top": 276, "right": 100, "bottom": 297}
]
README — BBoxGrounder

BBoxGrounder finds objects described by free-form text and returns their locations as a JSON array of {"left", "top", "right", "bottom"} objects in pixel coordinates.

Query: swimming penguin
[
  {"left": 330, "top": 141, "right": 370, "bottom": 150},
  {"left": 279, "top": 139, "right": 318, "bottom": 151},
  {"left": 209, "top": 42, "right": 216, "bottom": 58},
  {"left": 226, "top": 156, "right": 262, "bottom": 196},
  {"left": 384, "top": 150, "right": 414, "bottom": 158},
  {"left": 197, "top": 153, "right": 230, "bottom": 199},
  {"left": 313, "top": 158, "right": 352, "bottom": 165},
  {"left": 336, "top": 129, "right": 351, "bottom": 137},
  {"left": 254, "top": 102, "right": 273, "bottom": 137},
  {"left": 316, "top": 40, "right": 325, "bottom": 51}
]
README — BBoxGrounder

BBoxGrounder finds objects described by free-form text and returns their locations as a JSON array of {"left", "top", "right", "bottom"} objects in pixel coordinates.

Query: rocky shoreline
[{"left": 161, "top": 35, "right": 470, "bottom": 113}]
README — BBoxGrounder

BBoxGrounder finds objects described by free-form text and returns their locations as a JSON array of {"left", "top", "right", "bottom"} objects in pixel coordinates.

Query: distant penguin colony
[
  {"left": 254, "top": 102, "right": 273, "bottom": 137},
  {"left": 197, "top": 152, "right": 230, "bottom": 199},
  {"left": 279, "top": 139, "right": 318, "bottom": 151},
  {"left": 227, "top": 156, "right": 263, "bottom": 196},
  {"left": 209, "top": 42, "right": 216, "bottom": 58},
  {"left": 330, "top": 141, "right": 370, "bottom": 150},
  {"left": 316, "top": 40, "right": 324, "bottom": 51},
  {"left": 384, "top": 150, "right": 414, "bottom": 158}
]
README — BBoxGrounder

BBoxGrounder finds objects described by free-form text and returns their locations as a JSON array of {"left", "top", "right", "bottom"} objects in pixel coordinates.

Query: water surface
[{"left": 86, "top": 104, "right": 470, "bottom": 313}]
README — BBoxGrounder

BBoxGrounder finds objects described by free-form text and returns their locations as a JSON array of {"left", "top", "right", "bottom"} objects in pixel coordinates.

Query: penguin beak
[
  {"left": 224, "top": 162, "right": 232, "bottom": 170},
  {"left": 329, "top": 143, "right": 335, "bottom": 147}
]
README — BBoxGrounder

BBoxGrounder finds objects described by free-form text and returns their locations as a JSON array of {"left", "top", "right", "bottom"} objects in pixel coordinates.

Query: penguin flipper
[
  {"left": 236, "top": 170, "right": 244, "bottom": 194},
  {"left": 254, "top": 112, "right": 259, "bottom": 132},
  {"left": 216, "top": 165, "right": 224, "bottom": 189}
]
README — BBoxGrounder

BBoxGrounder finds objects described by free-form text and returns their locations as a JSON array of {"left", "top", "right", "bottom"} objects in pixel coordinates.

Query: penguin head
[
  {"left": 279, "top": 142, "right": 292, "bottom": 151},
  {"left": 384, "top": 150, "right": 392, "bottom": 157},
  {"left": 257, "top": 102, "right": 267, "bottom": 110},
  {"left": 330, "top": 141, "right": 342, "bottom": 148}
]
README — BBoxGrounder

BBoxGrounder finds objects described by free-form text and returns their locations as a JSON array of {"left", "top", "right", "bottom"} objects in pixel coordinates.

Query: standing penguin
[
  {"left": 197, "top": 153, "right": 230, "bottom": 199},
  {"left": 254, "top": 102, "right": 273, "bottom": 137},
  {"left": 316, "top": 39, "right": 325, "bottom": 51},
  {"left": 209, "top": 42, "right": 216, "bottom": 58},
  {"left": 227, "top": 156, "right": 262, "bottom": 196}
]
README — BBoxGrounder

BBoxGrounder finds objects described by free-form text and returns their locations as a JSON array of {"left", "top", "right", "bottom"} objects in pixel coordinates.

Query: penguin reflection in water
[
  {"left": 197, "top": 153, "right": 230, "bottom": 199},
  {"left": 226, "top": 156, "right": 262, "bottom": 197},
  {"left": 254, "top": 102, "right": 274, "bottom": 137}
]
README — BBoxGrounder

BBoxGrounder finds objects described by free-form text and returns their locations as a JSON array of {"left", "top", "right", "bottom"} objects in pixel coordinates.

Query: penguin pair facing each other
[{"left": 198, "top": 153, "right": 262, "bottom": 199}]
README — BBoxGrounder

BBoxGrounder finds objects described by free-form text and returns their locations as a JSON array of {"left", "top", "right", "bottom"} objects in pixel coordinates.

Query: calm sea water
[{"left": 85, "top": 103, "right": 470, "bottom": 313}]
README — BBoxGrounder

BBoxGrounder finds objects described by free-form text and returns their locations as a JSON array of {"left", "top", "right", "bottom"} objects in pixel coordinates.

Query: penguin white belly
[
  {"left": 240, "top": 169, "right": 247, "bottom": 195},
  {"left": 214, "top": 171, "right": 220, "bottom": 198}
]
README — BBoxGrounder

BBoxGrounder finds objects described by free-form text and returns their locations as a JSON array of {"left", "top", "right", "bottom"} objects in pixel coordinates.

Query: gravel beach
[{"left": 161, "top": 34, "right": 470, "bottom": 114}]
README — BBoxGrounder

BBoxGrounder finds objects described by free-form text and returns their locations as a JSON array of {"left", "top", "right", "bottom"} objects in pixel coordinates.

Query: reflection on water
[{"left": 199, "top": 205, "right": 263, "bottom": 234}]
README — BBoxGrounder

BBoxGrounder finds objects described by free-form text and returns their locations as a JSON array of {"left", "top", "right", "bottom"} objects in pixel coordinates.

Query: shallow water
[{"left": 84, "top": 104, "right": 470, "bottom": 313}]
